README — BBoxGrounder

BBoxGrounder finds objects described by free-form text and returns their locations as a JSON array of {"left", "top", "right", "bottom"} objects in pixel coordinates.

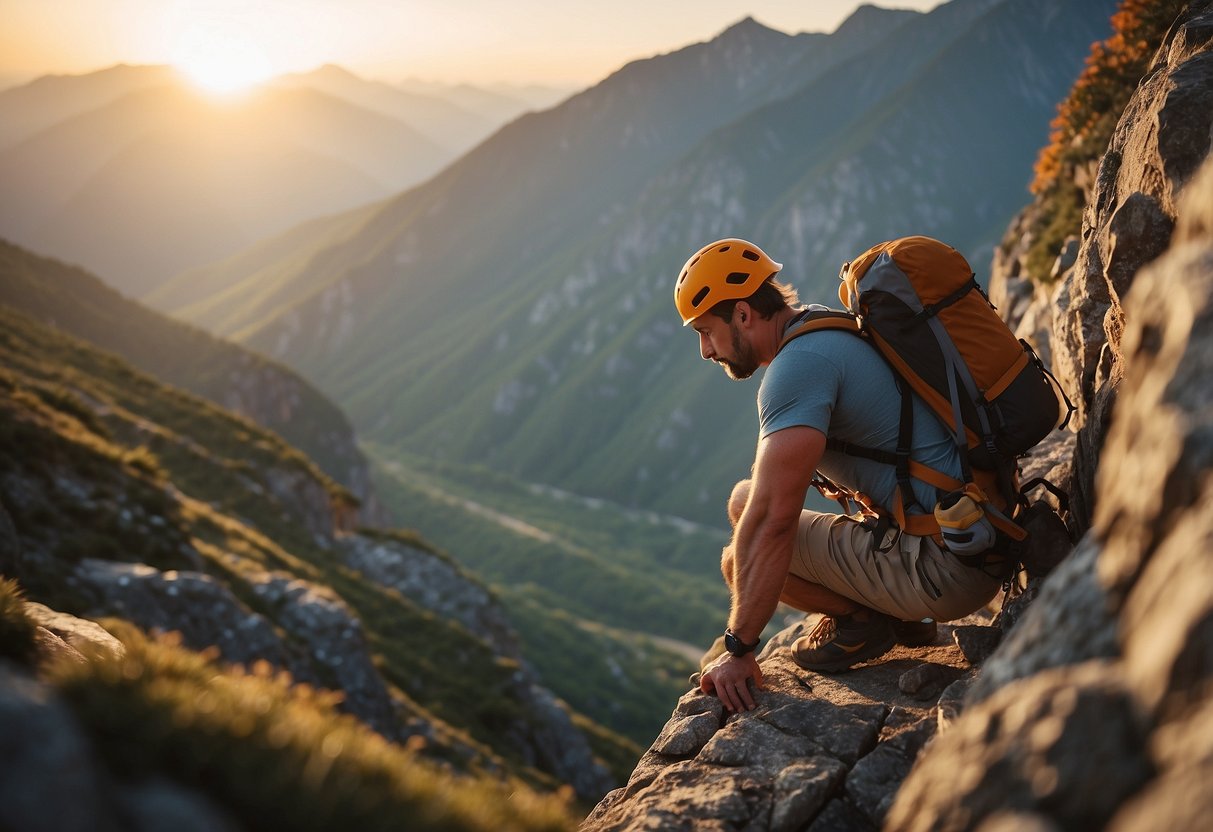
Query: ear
[{"left": 735, "top": 301, "right": 753, "bottom": 326}]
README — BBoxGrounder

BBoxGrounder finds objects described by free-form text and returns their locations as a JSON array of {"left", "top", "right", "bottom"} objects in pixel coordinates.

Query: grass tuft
[
  {"left": 49, "top": 625, "right": 575, "bottom": 832},
  {"left": 0, "top": 577, "right": 38, "bottom": 666}
]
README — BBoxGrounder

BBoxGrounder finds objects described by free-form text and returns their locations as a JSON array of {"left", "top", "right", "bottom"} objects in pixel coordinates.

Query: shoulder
[{"left": 772, "top": 327, "right": 864, "bottom": 373}]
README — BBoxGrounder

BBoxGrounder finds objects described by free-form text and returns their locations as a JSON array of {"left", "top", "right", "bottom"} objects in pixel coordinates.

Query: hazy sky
[{"left": 1, "top": 0, "right": 945, "bottom": 89}]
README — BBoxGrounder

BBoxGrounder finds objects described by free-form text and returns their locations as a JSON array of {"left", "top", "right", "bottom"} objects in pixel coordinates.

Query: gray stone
[
  {"left": 0, "top": 664, "right": 115, "bottom": 832},
  {"left": 969, "top": 536, "right": 1118, "bottom": 705},
  {"left": 888, "top": 662, "right": 1153, "bottom": 832},
  {"left": 698, "top": 716, "right": 819, "bottom": 769},
  {"left": 806, "top": 798, "right": 874, "bottom": 832},
  {"left": 32, "top": 626, "right": 87, "bottom": 667},
  {"left": 845, "top": 712, "right": 935, "bottom": 827},
  {"left": 936, "top": 674, "right": 975, "bottom": 733},
  {"left": 951, "top": 627, "right": 1002, "bottom": 665},
  {"left": 117, "top": 779, "right": 241, "bottom": 832},
  {"left": 759, "top": 698, "right": 885, "bottom": 766},
  {"left": 23, "top": 602, "right": 125, "bottom": 661},
  {"left": 651, "top": 710, "right": 720, "bottom": 757},
  {"left": 340, "top": 532, "right": 518, "bottom": 657},
  {"left": 68, "top": 560, "right": 294, "bottom": 671},
  {"left": 771, "top": 758, "right": 847, "bottom": 832}
]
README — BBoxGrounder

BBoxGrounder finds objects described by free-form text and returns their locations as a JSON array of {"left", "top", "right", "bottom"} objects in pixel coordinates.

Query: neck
[{"left": 759, "top": 306, "right": 800, "bottom": 365}]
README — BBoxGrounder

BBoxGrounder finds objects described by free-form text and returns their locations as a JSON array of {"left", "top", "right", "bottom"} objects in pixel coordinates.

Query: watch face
[{"left": 725, "top": 631, "right": 754, "bottom": 657}]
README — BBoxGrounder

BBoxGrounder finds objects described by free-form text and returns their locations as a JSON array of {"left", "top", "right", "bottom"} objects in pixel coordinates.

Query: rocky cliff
[{"left": 584, "top": 2, "right": 1213, "bottom": 828}]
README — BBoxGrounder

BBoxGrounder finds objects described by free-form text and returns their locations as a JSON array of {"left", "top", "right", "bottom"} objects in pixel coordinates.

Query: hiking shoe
[
  {"left": 892, "top": 618, "right": 938, "bottom": 647},
  {"left": 791, "top": 610, "right": 896, "bottom": 673}
]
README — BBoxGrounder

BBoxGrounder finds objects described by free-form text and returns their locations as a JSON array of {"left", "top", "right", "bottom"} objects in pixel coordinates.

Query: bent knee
[{"left": 727, "top": 479, "right": 752, "bottom": 526}]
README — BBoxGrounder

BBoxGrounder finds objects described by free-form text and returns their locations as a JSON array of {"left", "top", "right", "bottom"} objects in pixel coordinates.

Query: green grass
[
  {"left": 0, "top": 306, "right": 617, "bottom": 785},
  {"left": 371, "top": 451, "right": 728, "bottom": 648},
  {"left": 49, "top": 623, "right": 576, "bottom": 832}
]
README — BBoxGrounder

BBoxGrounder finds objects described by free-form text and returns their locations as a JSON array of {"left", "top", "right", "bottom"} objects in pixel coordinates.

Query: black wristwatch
[{"left": 724, "top": 628, "right": 760, "bottom": 658}]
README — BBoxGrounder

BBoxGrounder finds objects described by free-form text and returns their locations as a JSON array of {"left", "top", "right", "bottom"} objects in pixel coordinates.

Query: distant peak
[
  {"left": 833, "top": 3, "right": 921, "bottom": 36},
  {"left": 717, "top": 16, "right": 784, "bottom": 39},
  {"left": 311, "top": 63, "right": 361, "bottom": 81}
]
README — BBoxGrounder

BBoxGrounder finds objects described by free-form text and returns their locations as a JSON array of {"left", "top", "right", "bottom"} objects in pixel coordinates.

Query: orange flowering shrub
[{"left": 1025, "top": 0, "right": 1186, "bottom": 282}]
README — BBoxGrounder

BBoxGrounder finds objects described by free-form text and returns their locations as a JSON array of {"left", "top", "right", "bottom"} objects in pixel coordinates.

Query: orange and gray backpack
[{"left": 780, "top": 236, "right": 1074, "bottom": 579}]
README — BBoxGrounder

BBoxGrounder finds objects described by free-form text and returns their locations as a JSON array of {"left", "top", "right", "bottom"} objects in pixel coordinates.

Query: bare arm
[
  {"left": 728, "top": 425, "right": 825, "bottom": 643},
  {"left": 701, "top": 425, "right": 825, "bottom": 711}
]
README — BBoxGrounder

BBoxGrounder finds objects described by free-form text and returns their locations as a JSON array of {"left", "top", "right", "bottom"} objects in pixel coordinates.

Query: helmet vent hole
[
  {"left": 677, "top": 272, "right": 687, "bottom": 285},
  {"left": 691, "top": 287, "right": 711, "bottom": 308},
  {"left": 725, "top": 272, "right": 750, "bottom": 285},
  {"left": 717, "top": 245, "right": 731, "bottom": 253},
  {"left": 741, "top": 250, "right": 760, "bottom": 261}
]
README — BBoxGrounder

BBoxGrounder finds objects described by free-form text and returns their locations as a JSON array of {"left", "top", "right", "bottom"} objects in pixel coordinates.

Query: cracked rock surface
[{"left": 581, "top": 613, "right": 991, "bottom": 831}]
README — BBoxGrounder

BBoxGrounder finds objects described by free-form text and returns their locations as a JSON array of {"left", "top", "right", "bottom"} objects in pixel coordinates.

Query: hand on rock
[{"left": 700, "top": 652, "right": 764, "bottom": 712}]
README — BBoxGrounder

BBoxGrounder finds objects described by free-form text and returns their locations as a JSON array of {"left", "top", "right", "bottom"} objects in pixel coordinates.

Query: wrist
[{"left": 724, "top": 628, "right": 760, "bottom": 657}]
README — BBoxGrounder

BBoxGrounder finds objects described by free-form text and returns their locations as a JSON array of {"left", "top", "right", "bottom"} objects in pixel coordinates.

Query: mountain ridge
[{"left": 195, "top": 0, "right": 1114, "bottom": 525}]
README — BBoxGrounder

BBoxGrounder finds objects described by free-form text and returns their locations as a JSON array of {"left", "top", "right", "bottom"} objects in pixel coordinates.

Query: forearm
[{"left": 727, "top": 508, "right": 796, "bottom": 644}]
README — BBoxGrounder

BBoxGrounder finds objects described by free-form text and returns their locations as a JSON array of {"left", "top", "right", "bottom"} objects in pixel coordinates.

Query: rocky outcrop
[
  {"left": 887, "top": 129, "right": 1213, "bottom": 832},
  {"left": 341, "top": 532, "right": 614, "bottom": 800},
  {"left": 1047, "top": 3, "right": 1213, "bottom": 523},
  {"left": 582, "top": 614, "right": 993, "bottom": 831},
  {"left": 341, "top": 534, "right": 519, "bottom": 658},
  {"left": 65, "top": 559, "right": 408, "bottom": 738},
  {"left": 591, "top": 5, "right": 1213, "bottom": 827}
]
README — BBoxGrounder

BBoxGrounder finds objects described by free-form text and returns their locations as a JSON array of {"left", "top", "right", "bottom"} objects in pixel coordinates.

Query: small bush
[
  {"left": 121, "top": 446, "right": 167, "bottom": 481},
  {"left": 1025, "top": 0, "right": 1188, "bottom": 282},
  {"left": 0, "top": 578, "right": 38, "bottom": 666}
]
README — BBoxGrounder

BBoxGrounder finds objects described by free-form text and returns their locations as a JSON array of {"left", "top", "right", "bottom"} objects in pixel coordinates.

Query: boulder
[{"left": 0, "top": 664, "right": 115, "bottom": 832}]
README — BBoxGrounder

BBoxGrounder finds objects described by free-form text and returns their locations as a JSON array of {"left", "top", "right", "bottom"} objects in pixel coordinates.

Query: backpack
[{"left": 779, "top": 236, "right": 1074, "bottom": 578}]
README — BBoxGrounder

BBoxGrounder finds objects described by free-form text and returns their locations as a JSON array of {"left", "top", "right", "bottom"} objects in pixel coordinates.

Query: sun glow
[{"left": 172, "top": 30, "right": 274, "bottom": 95}]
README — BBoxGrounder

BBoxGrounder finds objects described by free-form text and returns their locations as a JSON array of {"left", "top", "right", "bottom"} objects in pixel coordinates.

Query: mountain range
[
  {"left": 0, "top": 65, "right": 571, "bottom": 296},
  {"left": 158, "top": 0, "right": 1120, "bottom": 526}
]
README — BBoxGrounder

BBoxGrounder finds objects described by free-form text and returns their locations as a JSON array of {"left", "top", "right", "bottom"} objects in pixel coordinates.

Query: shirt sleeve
[{"left": 757, "top": 343, "right": 843, "bottom": 439}]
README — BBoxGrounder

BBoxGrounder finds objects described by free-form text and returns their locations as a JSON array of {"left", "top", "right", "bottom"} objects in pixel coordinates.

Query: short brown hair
[{"left": 709, "top": 277, "right": 799, "bottom": 323}]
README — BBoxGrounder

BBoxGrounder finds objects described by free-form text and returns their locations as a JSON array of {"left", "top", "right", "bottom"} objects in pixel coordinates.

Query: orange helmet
[{"left": 673, "top": 238, "right": 783, "bottom": 325}]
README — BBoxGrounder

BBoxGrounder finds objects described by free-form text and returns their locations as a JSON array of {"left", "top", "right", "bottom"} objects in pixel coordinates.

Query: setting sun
[{"left": 172, "top": 30, "right": 274, "bottom": 95}]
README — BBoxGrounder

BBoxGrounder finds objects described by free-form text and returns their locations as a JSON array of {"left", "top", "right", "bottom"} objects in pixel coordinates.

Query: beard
[{"left": 717, "top": 321, "right": 759, "bottom": 380}]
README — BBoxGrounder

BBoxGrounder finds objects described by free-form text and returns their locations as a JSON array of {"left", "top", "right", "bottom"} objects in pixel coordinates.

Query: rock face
[
  {"left": 887, "top": 124, "right": 1213, "bottom": 832},
  {"left": 1050, "top": 3, "right": 1213, "bottom": 523},
  {"left": 591, "top": 4, "right": 1213, "bottom": 828},
  {"left": 340, "top": 534, "right": 519, "bottom": 658},
  {"left": 582, "top": 615, "right": 990, "bottom": 831},
  {"left": 340, "top": 533, "right": 614, "bottom": 800}
]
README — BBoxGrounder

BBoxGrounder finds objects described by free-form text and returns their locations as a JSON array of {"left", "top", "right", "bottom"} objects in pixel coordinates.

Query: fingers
[{"left": 703, "top": 663, "right": 761, "bottom": 713}]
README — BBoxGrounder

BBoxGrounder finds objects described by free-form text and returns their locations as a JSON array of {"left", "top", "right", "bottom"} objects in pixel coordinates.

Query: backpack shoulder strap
[{"left": 777, "top": 308, "right": 862, "bottom": 353}]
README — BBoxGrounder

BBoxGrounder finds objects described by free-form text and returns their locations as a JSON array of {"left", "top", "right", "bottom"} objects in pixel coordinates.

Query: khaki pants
[{"left": 789, "top": 509, "right": 1002, "bottom": 622}]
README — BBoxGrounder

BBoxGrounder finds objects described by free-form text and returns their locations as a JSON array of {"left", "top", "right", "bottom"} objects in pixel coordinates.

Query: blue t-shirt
[{"left": 757, "top": 322, "right": 963, "bottom": 515}]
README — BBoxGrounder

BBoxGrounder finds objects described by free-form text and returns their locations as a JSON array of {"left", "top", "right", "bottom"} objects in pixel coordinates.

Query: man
[{"left": 674, "top": 238, "right": 1002, "bottom": 714}]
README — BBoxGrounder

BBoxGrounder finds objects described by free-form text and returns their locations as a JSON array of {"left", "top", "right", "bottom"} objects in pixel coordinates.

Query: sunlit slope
[
  {"left": 0, "top": 239, "right": 371, "bottom": 501},
  {"left": 145, "top": 200, "right": 386, "bottom": 328},
  {"left": 195, "top": 0, "right": 1113, "bottom": 525}
]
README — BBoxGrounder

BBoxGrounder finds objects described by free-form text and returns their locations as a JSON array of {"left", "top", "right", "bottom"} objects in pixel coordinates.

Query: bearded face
[{"left": 717, "top": 319, "right": 759, "bottom": 380}]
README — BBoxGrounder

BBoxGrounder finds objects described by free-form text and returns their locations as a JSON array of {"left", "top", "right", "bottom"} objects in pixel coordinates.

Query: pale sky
[{"left": 0, "top": 0, "right": 945, "bottom": 89}]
